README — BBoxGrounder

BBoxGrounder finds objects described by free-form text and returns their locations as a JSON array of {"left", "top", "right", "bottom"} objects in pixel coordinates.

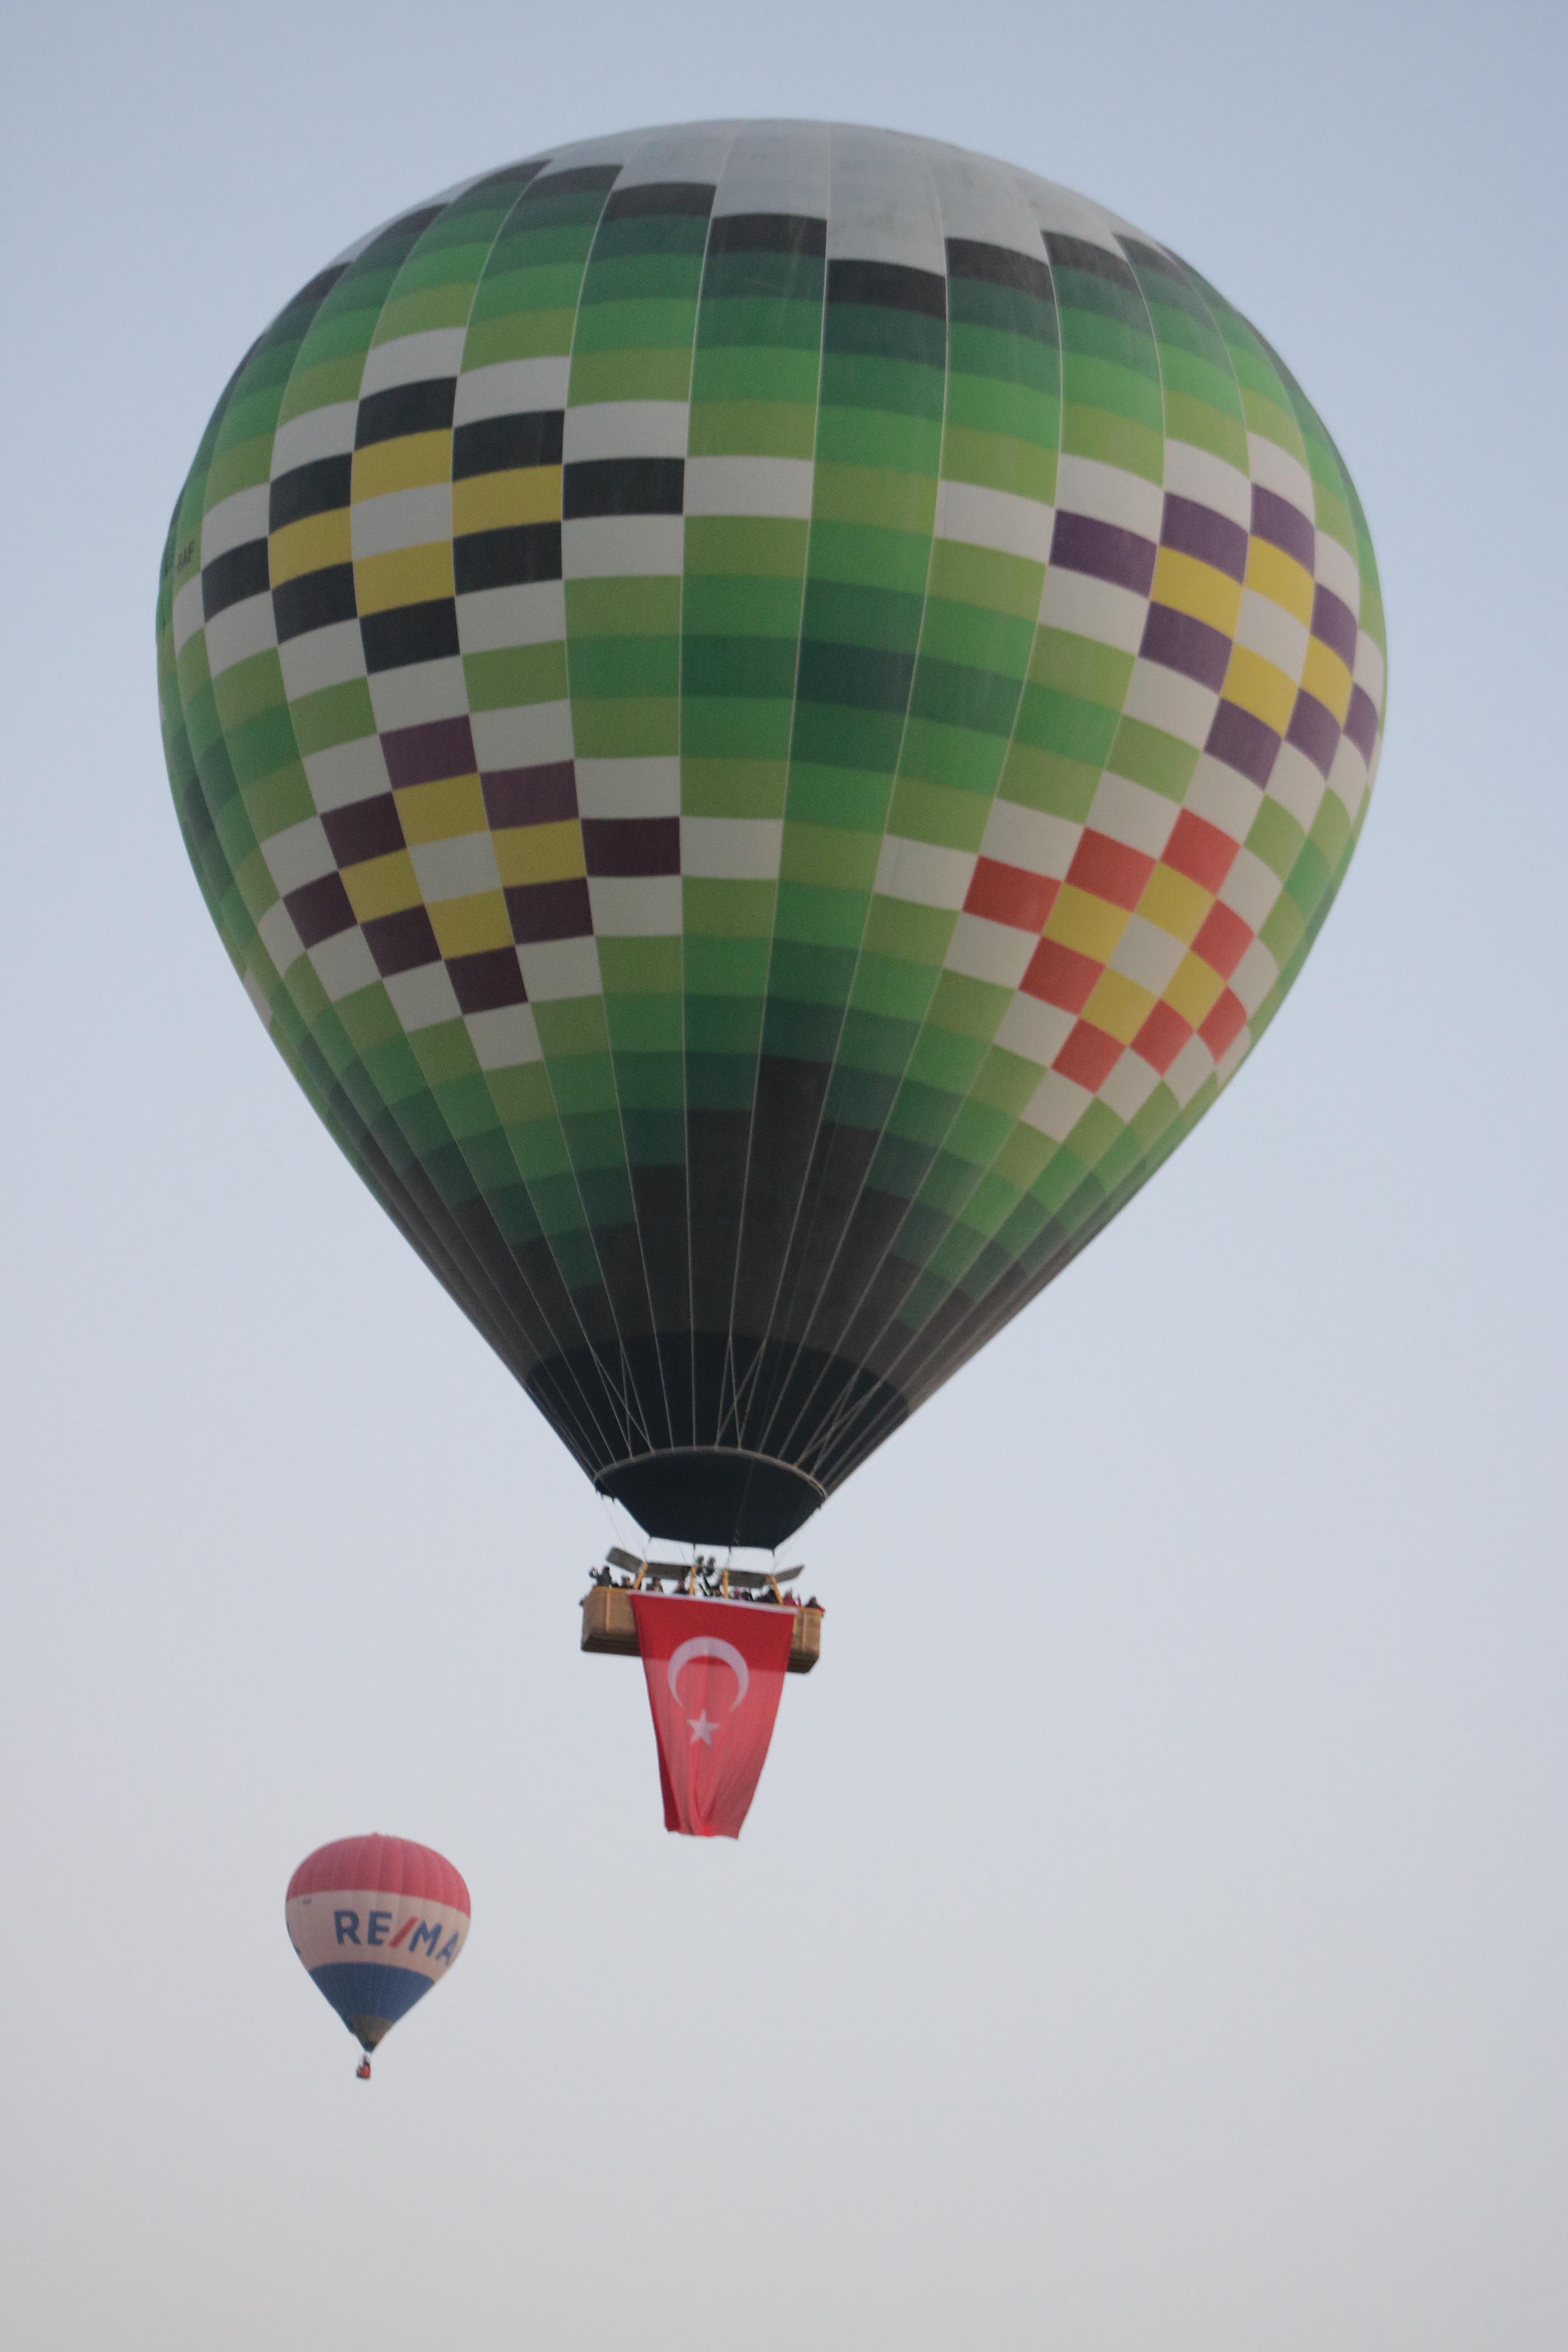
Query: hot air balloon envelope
[
  {"left": 160, "top": 123, "right": 1385, "bottom": 1548},
  {"left": 286, "top": 1834, "right": 470, "bottom": 2054}
]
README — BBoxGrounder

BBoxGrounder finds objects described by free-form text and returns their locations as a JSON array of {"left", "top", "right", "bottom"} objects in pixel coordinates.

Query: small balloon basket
[{"left": 581, "top": 1575, "right": 822, "bottom": 1673}]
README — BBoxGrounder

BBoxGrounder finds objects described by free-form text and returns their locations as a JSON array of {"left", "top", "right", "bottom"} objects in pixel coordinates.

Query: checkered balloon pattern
[{"left": 157, "top": 121, "right": 1385, "bottom": 1550}]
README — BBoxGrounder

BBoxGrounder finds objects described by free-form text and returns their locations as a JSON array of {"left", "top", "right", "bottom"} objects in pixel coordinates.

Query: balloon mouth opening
[
  {"left": 349, "top": 2016, "right": 393, "bottom": 2051},
  {"left": 597, "top": 1448, "right": 825, "bottom": 1548}
]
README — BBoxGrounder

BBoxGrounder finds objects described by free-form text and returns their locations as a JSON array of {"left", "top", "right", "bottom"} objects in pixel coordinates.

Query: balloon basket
[{"left": 581, "top": 1584, "right": 822, "bottom": 1673}]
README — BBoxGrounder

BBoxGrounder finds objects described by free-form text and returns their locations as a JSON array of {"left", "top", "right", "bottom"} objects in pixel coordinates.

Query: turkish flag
[{"left": 629, "top": 1593, "right": 795, "bottom": 1838}]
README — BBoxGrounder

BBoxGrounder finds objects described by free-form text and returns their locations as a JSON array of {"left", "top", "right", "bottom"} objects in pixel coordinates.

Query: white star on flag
[{"left": 687, "top": 1711, "right": 719, "bottom": 1746}]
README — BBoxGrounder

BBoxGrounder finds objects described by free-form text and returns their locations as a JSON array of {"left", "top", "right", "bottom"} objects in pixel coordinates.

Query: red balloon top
[{"left": 286, "top": 1834, "right": 470, "bottom": 1914}]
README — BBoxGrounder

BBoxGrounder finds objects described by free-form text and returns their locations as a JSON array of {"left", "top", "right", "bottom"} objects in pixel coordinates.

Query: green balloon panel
[{"left": 157, "top": 122, "right": 1385, "bottom": 1547}]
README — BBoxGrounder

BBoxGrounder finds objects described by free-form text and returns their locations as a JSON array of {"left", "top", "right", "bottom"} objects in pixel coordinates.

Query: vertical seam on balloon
[
  {"left": 708, "top": 124, "right": 837, "bottom": 1463},
  {"left": 440, "top": 162, "right": 655, "bottom": 1466},
  {"left": 276, "top": 189, "right": 626, "bottom": 1461},
  {"left": 740, "top": 132, "right": 963, "bottom": 1475},
  {"left": 761, "top": 175, "right": 1070, "bottom": 1477},
  {"left": 802, "top": 223, "right": 1189, "bottom": 1456},
  {"left": 1216, "top": 312, "right": 1379, "bottom": 1045},
  {"left": 671, "top": 127, "right": 746, "bottom": 1463},
  {"left": 553, "top": 132, "right": 708, "bottom": 1468},
  {"left": 741, "top": 134, "right": 965, "bottom": 1471},
  {"left": 447, "top": 166, "right": 638, "bottom": 1453},
  {"left": 757, "top": 163, "right": 1068, "bottom": 1477},
  {"left": 437, "top": 176, "right": 646, "bottom": 1459},
  {"left": 496, "top": 152, "right": 656, "bottom": 1460},
  {"left": 845, "top": 240, "right": 1261, "bottom": 1452},
  {"left": 179, "top": 205, "right": 620, "bottom": 1475},
  {"left": 435, "top": 165, "right": 637, "bottom": 1458},
  {"left": 1147, "top": 251, "right": 1269, "bottom": 1123},
  {"left": 1260, "top": 326, "right": 1379, "bottom": 740},
  {"left": 828, "top": 1168, "right": 1126, "bottom": 1477},
  {"left": 184, "top": 286, "right": 549, "bottom": 1422},
  {"left": 890, "top": 1108, "right": 1146, "bottom": 1430},
  {"left": 734, "top": 132, "right": 956, "bottom": 1474}
]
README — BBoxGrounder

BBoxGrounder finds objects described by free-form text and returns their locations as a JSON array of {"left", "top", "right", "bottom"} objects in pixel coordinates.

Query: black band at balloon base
[{"left": 596, "top": 1447, "right": 826, "bottom": 1550}]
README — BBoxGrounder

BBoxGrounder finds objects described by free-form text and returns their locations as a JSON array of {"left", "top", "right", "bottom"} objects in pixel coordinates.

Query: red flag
[{"left": 629, "top": 1593, "right": 795, "bottom": 1838}]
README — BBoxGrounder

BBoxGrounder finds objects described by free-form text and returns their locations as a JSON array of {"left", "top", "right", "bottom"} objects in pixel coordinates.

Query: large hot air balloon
[
  {"left": 286, "top": 1835, "right": 470, "bottom": 2075},
  {"left": 159, "top": 122, "right": 1384, "bottom": 1551}
]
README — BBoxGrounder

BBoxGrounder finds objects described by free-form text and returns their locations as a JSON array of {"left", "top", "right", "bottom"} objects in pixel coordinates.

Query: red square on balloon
[
  {"left": 964, "top": 856, "right": 1057, "bottom": 933},
  {"left": 1053, "top": 1019, "right": 1122, "bottom": 1090},
  {"left": 1132, "top": 1000, "right": 1192, "bottom": 1074},
  {"left": 1192, "top": 900, "right": 1252, "bottom": 978},
  {"left": 1022, "top": 937, "right": 1100, "bottom": 1012},
  {"left": 1161, "top": 809, "right": 1239, "bottom": 893},
  {"left": 1199, "top": 988, "right": 1247, "bottom": 1058},
  {"left": 1066, "top": 829, "right": 1156, "bottom": 911}
]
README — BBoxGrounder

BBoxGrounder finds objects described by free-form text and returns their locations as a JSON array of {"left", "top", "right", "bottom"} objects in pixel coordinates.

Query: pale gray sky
[{"left": 2, "top": 3, "right": 1564, "bottom": 2348}]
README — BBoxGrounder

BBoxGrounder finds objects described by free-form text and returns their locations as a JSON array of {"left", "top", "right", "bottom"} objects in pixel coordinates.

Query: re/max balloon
[
  {"left": 287, "top": 1835, "right": 470, "bottom": 2068},
  {"left": 159, "top": 122, "right": 1384, "bottom": 1550}
]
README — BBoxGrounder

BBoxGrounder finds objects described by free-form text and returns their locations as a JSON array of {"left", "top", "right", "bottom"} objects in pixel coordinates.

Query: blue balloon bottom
[{"left": 310, "top": 1961, "right": 435, "bottom": 2048}]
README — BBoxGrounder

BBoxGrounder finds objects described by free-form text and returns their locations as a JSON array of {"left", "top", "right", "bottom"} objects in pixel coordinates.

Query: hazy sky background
[{"left": 2, "top": 3, "right": 1564, "bottom": 2346}]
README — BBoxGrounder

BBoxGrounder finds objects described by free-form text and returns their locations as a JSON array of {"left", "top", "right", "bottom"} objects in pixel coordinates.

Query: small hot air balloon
[
  {"left": 160, "top": 122, "right": 1385, "bottom": 1555},
  {"left": 286, "top": 1834, "right": 470, "bottom": 2075}
]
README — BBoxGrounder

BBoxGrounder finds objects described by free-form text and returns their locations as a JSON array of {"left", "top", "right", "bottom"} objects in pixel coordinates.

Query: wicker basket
[{"left": 581, "top": 1584, "right": 822, "bottom": 1673}]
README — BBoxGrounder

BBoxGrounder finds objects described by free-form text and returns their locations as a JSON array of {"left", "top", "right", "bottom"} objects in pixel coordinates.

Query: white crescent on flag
[{"left": 667, "top": 1635, "right": 750, "bottom": 1710}]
